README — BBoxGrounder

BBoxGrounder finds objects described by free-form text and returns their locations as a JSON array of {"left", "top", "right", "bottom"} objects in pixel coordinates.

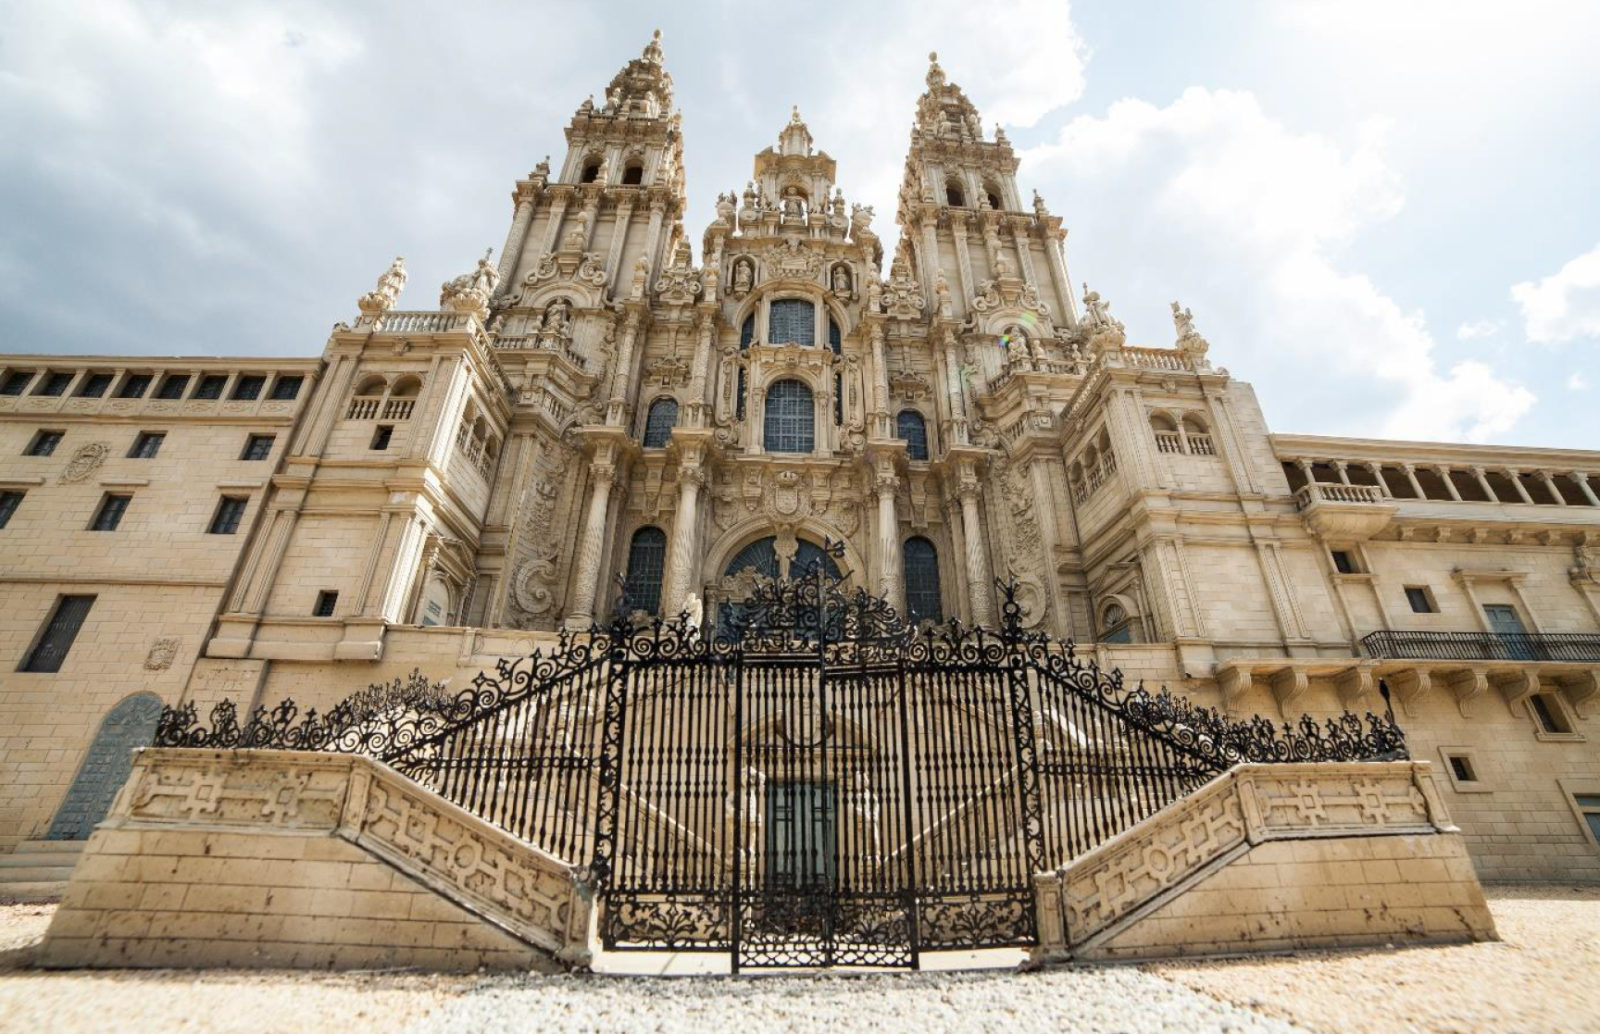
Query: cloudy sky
[{"left": 3, "top": 0, "right": 1597, "bottom": 448}]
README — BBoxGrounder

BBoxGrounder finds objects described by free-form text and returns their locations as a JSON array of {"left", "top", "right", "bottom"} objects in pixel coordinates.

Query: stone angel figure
[{"left": 358, "top": 256, "right": 408, "bottom": 316}]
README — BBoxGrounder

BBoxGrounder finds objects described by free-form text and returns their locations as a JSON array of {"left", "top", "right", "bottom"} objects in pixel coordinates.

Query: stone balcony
[
  {"left": 1363, "top": 630, "right": 1600, "bottom": 664},
  {"left": 1291, "top": 481, "right": 1397, "bottom": 539}
]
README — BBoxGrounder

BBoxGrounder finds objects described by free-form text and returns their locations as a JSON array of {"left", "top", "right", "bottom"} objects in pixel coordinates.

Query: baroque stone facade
[{"left": 1, "top": 36, "right": 1598, "bottom": 887}]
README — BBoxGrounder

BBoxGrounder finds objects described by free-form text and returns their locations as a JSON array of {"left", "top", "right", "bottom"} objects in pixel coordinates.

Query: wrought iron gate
[{"left": 156, "top": 557, "right": 1409, "bottom": 971}]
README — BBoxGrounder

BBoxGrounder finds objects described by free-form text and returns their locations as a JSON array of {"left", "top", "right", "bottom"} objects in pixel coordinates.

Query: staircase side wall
[
  {"left": 37, "top": 748, "right": 593, "bottom": 972},
  {"left": 1033, "top": 761, "right": 1498, "bottom": 963}
]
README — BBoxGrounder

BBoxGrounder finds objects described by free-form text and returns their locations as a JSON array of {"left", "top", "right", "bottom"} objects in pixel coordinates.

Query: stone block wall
[
  {"left": 38, "top": 748, "right": 594, "bottom": 972},
  {"left": 1033, "top": 761, "right": 1497, "bottom": 963}
]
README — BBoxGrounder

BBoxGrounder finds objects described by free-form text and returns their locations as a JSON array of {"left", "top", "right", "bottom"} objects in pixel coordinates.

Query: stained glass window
[
  {"left": 624, "top": 526, "right": 667, "bottom": 615},
  {"left": 768, "top": 299, "right": 815, "bottom": 346},
  {"left": 764, "top": 379, "right": 814, "bottom": 453},
  {"left": 904, "top": 537, "right": 942, "bottom": 624},
  {"left": 897, "top": 410, "right": 929, "bottom": 461},
  {"left": 643, "top": 398, "right": 678, "bottom": 448}
]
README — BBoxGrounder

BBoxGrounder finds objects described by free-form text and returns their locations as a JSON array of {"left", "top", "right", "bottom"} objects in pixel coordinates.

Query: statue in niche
[
  {"left": 540, "top": 298, "right": 572, "bottom": 345},
  {"left": 935, "top": 269, "right": 953, "bottom": 318},
  {"left": 562, "top": 211, "right": 590, "bottom": 253},
  {"left": 782, "top": 188, "right": 805, "bottom": 221},
  {"left": 831, "top": 264, "right": 851, "bottom": 297},
  {"left": 731, "top": 257, "right": 754, "bottom": 295}
]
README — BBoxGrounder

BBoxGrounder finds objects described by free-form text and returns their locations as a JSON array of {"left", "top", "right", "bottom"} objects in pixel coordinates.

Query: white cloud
[
  {"left": 1512, "top": 242, "right": 1600, "bottom": 343},
  {"left": 1570, "top": 372, "right": 1590, "bottom": 391},
  {"left": 1023, "top": 87, "right": 1534, "bottom": 443},
  {"left": 1456, "top": 319, "right": 1502, "bottom": 340}
]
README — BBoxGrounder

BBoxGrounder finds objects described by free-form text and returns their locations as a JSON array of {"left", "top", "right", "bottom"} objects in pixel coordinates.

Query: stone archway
[{"left": 47, "top": 693, "right": 164, "bottom": 840}]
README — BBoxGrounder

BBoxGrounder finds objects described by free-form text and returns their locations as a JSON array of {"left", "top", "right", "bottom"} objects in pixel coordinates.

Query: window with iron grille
[
  {"left": 764, "top": 379, "right": 814, "bottom": 453},
  {"left": 313, "top": 591, "right": 339, "bottom": 617},
  {"left": 77, "top": 373, "right": 113, "bottom": 397},
  {"left": 643, "top": 398, "right": 678, "bottom": 448},
  {"left": 90, "top": 494, "right": 131, "bottom": 532},
  {"left": 232, "top": 375, "right": 265, "bottom": 400},
  {"left": 897, "top": 410, "right": 929, "bottom": 461},
  {"left": 740, "top": 314, "right": 755, "bottom": 350},
  {"left": 208, "top": 495, "right": 248, "bottom": 534},
  {"left": 828, "top": 318, "right": 842, "bottom": 355},
  {"left": 0, "top": 490, "right": 23, "bottom": 529},
  {"left": 19, "top": 595, "right": 94, "bottom": 673},
  {"left": 241, "top": 434, "right": 275, "bottom": 461},
  {"left": 37, "top": 371, "right": 74, "bottom": 396},
  {"left": 117, "top": 374, "right": 152, "bottom": 398},
  {"left": 269, "top": 375, "right": 303, "bottom": 400},
  {"left": 904, "top": 536, "right": 943, "bottom": 624},
  {"left": 128, "top": 431, "right": 164, "bottom": 459},
  {"left": 0, "top": 370, "right": 33, "bottom": 396},
  {"left": 25, "top": 430, "right": 64, "bottom": 456},
  {"left": 156, "top": 374, "right": 190, "bottom": 399},
  {"left": 768, "top": 299, "right": 815, "bottom": 346},
  {"left": 624, "top": 526, "right": 667, "bottom": 615},
  {"left": 193, "top": 374, "right": 227, "bottom": 400}
]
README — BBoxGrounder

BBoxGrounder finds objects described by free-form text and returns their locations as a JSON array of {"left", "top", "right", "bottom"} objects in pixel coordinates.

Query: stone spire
[
  {"left": 913, "top": 51, "right": 986, "bottom": 144},
  {"left": 599, "top": 29, "right": 674, "bottom": 119}
]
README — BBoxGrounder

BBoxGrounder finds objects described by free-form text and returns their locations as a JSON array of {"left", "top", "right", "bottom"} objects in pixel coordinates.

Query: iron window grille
[
  {"left": 90, "top": 494, "right": 131, "bottom": 531},
  {"left": 764, "top": 379, "right": 814, "bottom": 453},
  {"left": 232, "top": 375, "right": 266, "bottom": 401},
  {"left": 156, "top": 374, "right": 190, "bottom": 399},
  {"left": 117, "top": 374, "right": 152, "bottom": 398},
  {"left": 643, "top": 399, "right": 678, "bottom": 448},
  {"left": 128, "top": 432, "right": 164, "bottom": 459},
  {"left": 0, "top": 490, "right": 23, "bottom": 529},
  {"left": 25, "top": 430, "right": 64, "bottom": 457},
  {"left": 768, "top": 299, "right": 815, "bottom": 346},
  {"left": 77, "top": 373, "right": 113, "bottom": 398},
  {"left": 269, "top": 375, "right": 304, "bottom": 400},
  {"left": 208, "top": 496, "right": 248, "bottom": 535},
  {"left": 37, "top": 372, "right": 74, "bottom": 397},
  {"left": 313, "top": 591, "right": 339, "bottom": 617},
  {"left": 241, "top": 434, "right": 275, "bottom": 461},
  {"left": 904, "top": 536, "right": 943, "bottom": 624},
  {"left": 193, "top": 374, "right": 227, "bottom": 400},
  {"left": 19, "top": 595, "right": 94, "bottom": 673},
  {"left": 897, "top": 410, "right": 929, "bottom": 461},
  {"left": 0, "top": 371, "right": 33, "bottom": 396},
  {"left": 623, "top": 526, "right": 667, "bottom": 615}
]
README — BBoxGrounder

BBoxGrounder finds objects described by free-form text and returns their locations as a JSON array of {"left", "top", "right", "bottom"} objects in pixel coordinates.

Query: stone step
[
  {"left": 0, "top": 865, "right": 76, "bottom": 882},
  {"left": 0, "top": 853, "right": 82, "bottom": 870},
  {"left": 0, "top": 881, "right": 68, "bottom": 902},
  {"left": 11, "top": 840, "right": 85, "bottom": 856}
]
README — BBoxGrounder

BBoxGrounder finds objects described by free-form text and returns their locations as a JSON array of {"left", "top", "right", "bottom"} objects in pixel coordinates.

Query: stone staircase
[{"left": 0, "top": 841, "right": 84, "bottom": 902}]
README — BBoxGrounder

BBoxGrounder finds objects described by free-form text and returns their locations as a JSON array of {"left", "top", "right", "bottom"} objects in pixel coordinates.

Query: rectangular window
[
  {"left": 0, "top": 490, "right": 23, "bottom": 529},
  {"left": 1330, "top": 549, "right": 1356, "bottom": 574},
  {"left": 1405, "top": 586, "right": 1435, "bottom": 613},
  {"left": 128, "top": 431, "right": 165, "bottom": 459},
  {"left": 25, "top": 430, "right": 64, "bottom": 456},
  {"left": 155, "top": 374, "right": 191, "bottom": 399},
  {"left": 0, "top": 370, "right": 34, "bottom": 396},
  {"left": 117, "top": 373, "right": 152, "bottom": 398},
  {"left": 1448, "top": 755, "right": 1476, "bottom": 783},
  {"left": 19, "top": 595, "right": 95, "bottom": 673},
  {"left": 241, "top": 434, "right": 275, "bottom": 461},
  {"left": 208, "top": 495, "right": 248, "bottom": 534},
  {"left": 90, "top": 493, "right": 131, "bottom": 531},
  {"left": 313, "top": 590, "right": 339, "bottom": 617},
  {"left": 231, "top": 375, "right": 265, "bottom": 401},
  {"left": 269, "top": 375, "right": 303, "bottom": 400},
  {"left": 77, "top": 372, "right": 113, "bottom": 398},
  {"left": 193, "top": 374, "right": 227, "bottom": 400},
  {"left": 37, "top": 371, "right": 74, "bottom": 397},
  {"left": 1574, "top": 793, "right": 1600, "bottom": 845},
  {"left": 1530, "top": 693, "right": 1574, "bottom": 736},
  {"left": 371, "top": 425, "right": 394, "bottom": 450}
]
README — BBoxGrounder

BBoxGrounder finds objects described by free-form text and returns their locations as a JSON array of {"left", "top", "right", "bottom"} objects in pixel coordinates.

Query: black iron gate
[{"left": 156, "top": 555, "right": 1410, "bottom": 971}]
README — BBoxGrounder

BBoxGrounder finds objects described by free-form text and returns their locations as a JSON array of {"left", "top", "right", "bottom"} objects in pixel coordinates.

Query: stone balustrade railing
[
  {"left": 1294, "top": 482, "right": 1386, "bottom": 509},
  {"left": 1281, "top": 455, "right": 1600, "bottom": 509}
]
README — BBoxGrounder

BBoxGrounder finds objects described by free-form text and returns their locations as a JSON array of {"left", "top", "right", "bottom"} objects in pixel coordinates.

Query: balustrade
[
  {"left": 347, "top": 397, "right": 382, "bottom": 420},
  {"left": 1293, "top": 482, "right": 1385, "bottom": 509}
]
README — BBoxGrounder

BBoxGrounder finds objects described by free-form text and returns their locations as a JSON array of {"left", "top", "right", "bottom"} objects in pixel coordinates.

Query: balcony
[
  {"left": 1363, "top": 630, "right": 1600, "bottom": 663},
  {"left": 1292, "top": 482, "right": 1396, "bottom": 539}
]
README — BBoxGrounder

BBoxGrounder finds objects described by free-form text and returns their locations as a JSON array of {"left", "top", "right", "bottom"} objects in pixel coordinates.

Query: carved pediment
[{"left": 764, "top": 236, "right": 824, "bottom": 280}]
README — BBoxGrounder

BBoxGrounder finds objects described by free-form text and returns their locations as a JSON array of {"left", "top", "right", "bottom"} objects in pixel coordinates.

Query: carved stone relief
[{"left": 60, "top": 442, "right": 110, "bottom": 484}]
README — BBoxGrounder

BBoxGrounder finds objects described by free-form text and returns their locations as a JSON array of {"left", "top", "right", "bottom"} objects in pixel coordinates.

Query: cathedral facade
[{"left": 2, "top": 35, "right": 1599, "bottom": 889}]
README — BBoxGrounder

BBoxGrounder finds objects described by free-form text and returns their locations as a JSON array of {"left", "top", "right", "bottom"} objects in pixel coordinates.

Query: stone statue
[
  {"left": 850, "top": 203, "right": 874, "bottom": 238},
  {"left": 542, "top": 299, "right": 572, "bottom": 339},
  {"left": 358, "top": 256, "right": 408, "bottom": 316},
  {"left": 438, "top": 249, "right": 497, "bottom": 320},
  {"left": 1082, "top": 282, "right": 1113, "bottom": 326},
  {"left": 630, "top": 254, "right": 651, "bottom": 300},
  {"left": 715, "top": 191, "right": 735, "bottom": 225},
  {"left": 562, "top": 211, "right": 591, "bottom": 253},
  {"left": 831, "top": 188, "right": 846, "bottom": 222},
  {"left": 832, "top": 264, "right": 851, "bottom": 296},
  {"left": 534, "top": 156, "right": 551, "bottom": 179},
  {"left": 1032, "top": 189, "right": 1047, "bottom": 218},
  {"left": 683, "top": 593, "right": 703, "bottom": 633},
  {"left": 1172, "top": 301, "right": 1196, "bottom": 340},
  {"left": 732, "top": 257, "right": 753, "bottom": 294},
  {"left": 935, "top": 269, "right": 953, "bottom": 318},
  {"left": 782, "top": 188, "right": 805, "bottom": 221}
]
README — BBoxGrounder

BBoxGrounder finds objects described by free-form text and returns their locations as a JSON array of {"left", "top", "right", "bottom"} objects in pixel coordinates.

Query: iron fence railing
[{"left": 1362, "top": 630, "right": 1600, "bottom": 663}]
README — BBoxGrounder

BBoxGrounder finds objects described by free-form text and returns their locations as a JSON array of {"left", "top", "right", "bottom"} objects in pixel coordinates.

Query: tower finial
[{"left": 643, "top": 28, "right": 663, "bottom": 63}]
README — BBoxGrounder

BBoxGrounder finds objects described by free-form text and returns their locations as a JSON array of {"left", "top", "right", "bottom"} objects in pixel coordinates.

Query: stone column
[
  {"left": 607, "top": 312, "right": 643, "bottom": 422},
  {"left": 604, "top": 198, "right": 636, "bottom": 294},
  {"left": 687, "top": 314, "right": 715, "bottom": 424},
  {"left": 1366, "top": 462, "right": 1392, "bottom": 498},
  {"left": 950, "top": 215, "right": 975, "bottom": 304},
  {"left": 1471, "top": 465, "right": 1497, "bottom": 501},
  {"left": 540, "top": 193, "right": 571, "bottom": 255},
  {"left": 957, "top": 471, "right": 995, "bottom": 626},
  {"left": 1436, "top": 466, "right": 1462, "bottom": 501},
  {"left": 1401, "top": 463, "right": 1426, "bottom": 499},
  {"left": 496, "top": 196, "right": 536, "bottom": 295},
  {"left": 661, "top": 465, "right": 704, "bottom": 615},
  {"left": 1538, "top": 470, "right": 1569, "bottom": 505},
  {"left": 942, "top": 329, "right": 969, "bottom": 445},
  {"left": 868, "top": 324, "right": 890, "bottom": 438},
  {"left": 1333, "top": 460, "right": 1352, "bottom": 485},
  {"left": 641, "top": 200, "right": 667, "bottom": 286},
  {"left": 566, "top": 460, "right": 618, "bottom": 625},
  {"left": 1570, "top": 471, "right": 1600, "bottom": 507},
  {"left": 876, "top": 469, "right": 904, "bottom": 613},
  {"left": 1505, "top": 468, "right": 1535, "bottom": 504}
]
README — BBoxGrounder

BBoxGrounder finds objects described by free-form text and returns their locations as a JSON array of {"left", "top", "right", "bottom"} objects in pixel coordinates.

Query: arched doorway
[
  {"left": 717, "top": 534, "right": 842, "bottom": 638},
  {"left": 47, "top": 692, "right": 163, "bottom": 840}
]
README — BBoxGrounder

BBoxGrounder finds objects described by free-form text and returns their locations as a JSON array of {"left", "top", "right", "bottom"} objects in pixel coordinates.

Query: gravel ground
[{"left": 0, "top": 887, "right": 1595, "bottom": 1034}]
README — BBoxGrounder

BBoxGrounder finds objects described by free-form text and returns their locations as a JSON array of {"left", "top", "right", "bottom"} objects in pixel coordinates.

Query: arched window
[
  {"left": 897, "top": 410, "right": 929, "bottom": 461},
  {"left": 983, "top": 181, "right": 1002, "bottom": 210},
  {"left": 764, "top": 379, "right": 814, "bottom": 453},
  {"left": 1100, "top": 601, "right": 1134, "bottom": 644},
  {"left": 769, "top": 299, "right": 815, "bottom": 346},
  {"left": 1181, "top": 414, "right": 1216, "bottom": 455},
  {"left": 740, "top": 313, "right": 756, "bottom": 350},
  {"left": 621, "top": 160, "right": 644, "bottom": 185},
  {"left": 904, "top": 537, "right": 942, "bottom": 624},
  {"left": 1150, "top": 412, "right": 1181, "bottom": 454},
  {"left": 828, "top": 318, "right": 842, "bottom": 355},
  {"left": 642, "top": 398, "right": 677, "bottom": 448},
  {"left": 946, "top": 181, "right": 966, "bottom": 207},
  {"left": 718, "top": 535, "right": 841, "bottom": 638},
  {"left": 623, "top": 526, "right": 667, "bottom": 615},
  {"left": 580, "top": 159, "right": 601, "bottom": 183}
]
